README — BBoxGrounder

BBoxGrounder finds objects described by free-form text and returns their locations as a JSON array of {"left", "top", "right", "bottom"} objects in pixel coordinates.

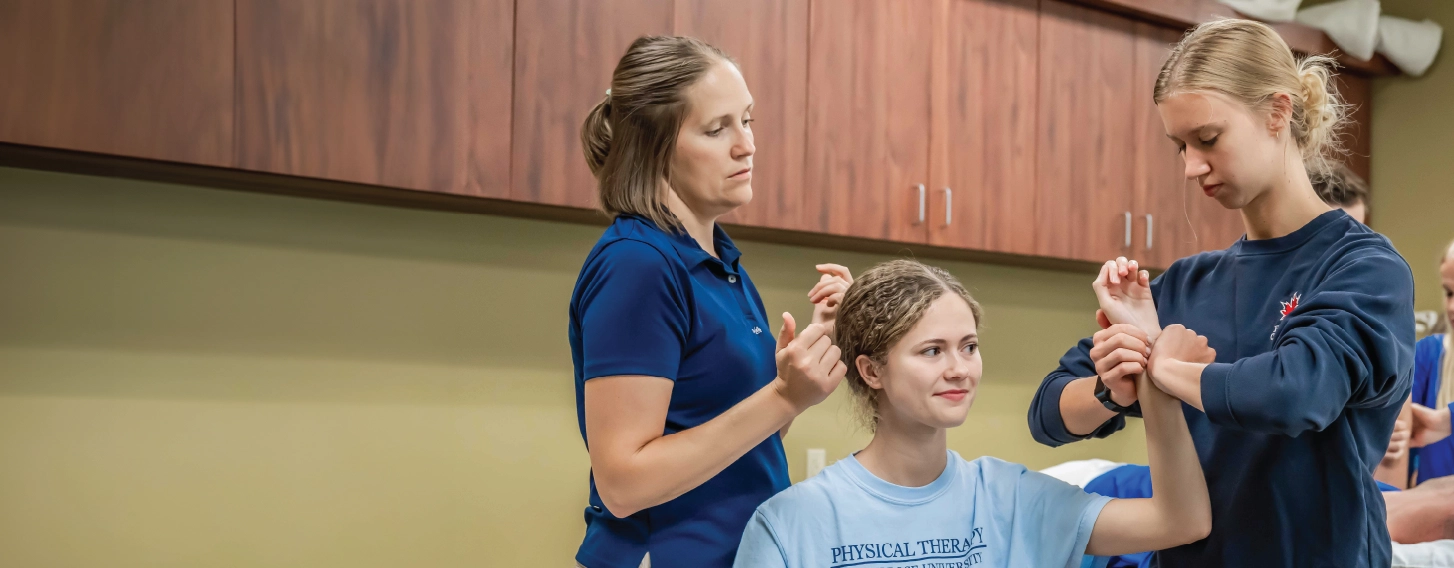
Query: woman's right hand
[
  {"left": 1090, "top": 324, "right": 1153, "bottom": 408},
  {"left": 772, "top": 312, "right": 848, "bottom": 413}
]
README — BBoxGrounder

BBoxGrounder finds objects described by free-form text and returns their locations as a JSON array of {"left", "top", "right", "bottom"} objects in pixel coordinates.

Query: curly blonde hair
[{"left": 833, "top": 260, "right": 982, "bottom": 431}]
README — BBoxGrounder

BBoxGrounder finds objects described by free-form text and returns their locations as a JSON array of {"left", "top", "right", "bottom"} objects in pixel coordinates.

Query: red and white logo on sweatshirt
[{"left": 1272, "top": 292, "right": 1301, "bottom": 340}]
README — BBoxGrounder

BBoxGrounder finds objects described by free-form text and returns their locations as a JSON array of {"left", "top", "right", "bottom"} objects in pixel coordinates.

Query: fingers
[
  {"left": 803, "top": 332, "right": 832, "bottom": 364},
  {"left": 1102, "top": 260, "right": 1119, "bottom": 285},
  {"left": 819, "top": 344, "right": 843, "bottom": 368},
  {"left": 829, "top": 360, "right": 849, "bottom": 381},
  {"left": 1138, "top": 269, "right": 1151, "bottom": 288},
  {"left": 810, "top": 281, "right": 848, "bottom": 304},
  {"left": 1091, "top": 333, "right": 1153, "bottom": 361},
  {"left": 1093, "top": 324, "right": 1152, "bottom": 347},
  {"left": 777, "top": 312, "right": 797, "bottom": 351},
  {"left": 1096, "top": 348, "right": 1149, "bottom": 378},
  {"left": 816, "top": 264, "right": 853, "bottom": 283}
]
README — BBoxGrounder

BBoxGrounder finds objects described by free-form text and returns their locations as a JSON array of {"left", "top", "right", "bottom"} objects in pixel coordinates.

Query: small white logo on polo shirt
[{"left": 752, "top": 327, "right": 762, "bottom": 334}]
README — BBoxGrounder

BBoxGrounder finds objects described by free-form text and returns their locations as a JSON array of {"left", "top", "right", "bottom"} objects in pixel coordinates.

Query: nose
[
  {"left": 945, "top": 350, "right": 972, "bottom": 381},
  {"left": 1183, "top": 148, "right": 1210, "bottom": 180},
  {"left": 733, "top": 127, "right": 755, "bottom": 161}
]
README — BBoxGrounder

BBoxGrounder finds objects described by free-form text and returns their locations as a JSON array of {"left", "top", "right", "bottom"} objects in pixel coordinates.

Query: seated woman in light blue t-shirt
[{"left": 735, "top": 259, "right": 1212, "bottom": 568}]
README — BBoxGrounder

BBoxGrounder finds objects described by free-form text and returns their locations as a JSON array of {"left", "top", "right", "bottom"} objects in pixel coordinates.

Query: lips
[
  {"left": 1202, "top": 183, "right": 1222, "bottom": 197},
  {"left": 935, "top": 389, "right": 969, "bottom": 402},
  {"left": 728, "top": 167, "right": 751, "bottom": 179}
]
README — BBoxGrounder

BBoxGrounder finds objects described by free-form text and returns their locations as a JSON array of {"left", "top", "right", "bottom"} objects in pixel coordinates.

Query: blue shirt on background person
[
  {"left": 1411, "top": 334, "right": 1454, "bottom": 484},
  {"left": 569, "top": 215, "right": 788, "bottom": 568},
  {"left": 1029, "top": 210, "right": 1416, "bottom": 567}
]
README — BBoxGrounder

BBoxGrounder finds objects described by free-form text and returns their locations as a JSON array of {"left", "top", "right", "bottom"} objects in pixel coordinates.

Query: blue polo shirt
[
  {"left": 569, "top": 214, "right": 789, "bottom": 568},
  {"left": 1410, "top": 334, "right": 1453, "bottom": 484}
]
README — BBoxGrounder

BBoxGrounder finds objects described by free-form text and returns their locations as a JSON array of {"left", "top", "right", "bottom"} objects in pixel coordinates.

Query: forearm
[
  {"left": 1151, "top": 359, "right": 1207, "bottom": 412},
  {"left": 1060, "top": 376, "right": 1123, "bottom": 436},
  {"left": 1139, "top": 372, "right": 1211, "bottom": 543},
  {"left": 593, "top": 380, "right": 798, "bottom": 516}
]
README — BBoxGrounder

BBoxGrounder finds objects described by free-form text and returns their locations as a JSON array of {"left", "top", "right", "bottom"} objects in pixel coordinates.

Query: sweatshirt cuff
[{"left": 1201, "top": 362, "right": 1238, "bottom": 428}]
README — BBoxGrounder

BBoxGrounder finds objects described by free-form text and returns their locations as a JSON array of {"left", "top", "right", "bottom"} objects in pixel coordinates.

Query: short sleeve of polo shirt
[{"left": 578, "top": 239, "right": 691, "bottom": 381}]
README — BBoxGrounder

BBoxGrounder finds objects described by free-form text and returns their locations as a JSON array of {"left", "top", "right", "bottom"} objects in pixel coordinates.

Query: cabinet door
[
  {"left": 804, "top": 0, "right": 934, "bottom": 243},
  {"left": 676, "top": 0, "right": 809, "bottom": 231},
  {"left": 512, "top": 0, "right": 674, "bottom": 208},
  {"left": 0, "top": 0, "right": 233, "bottom": 166},
  {"left": 927, "top": 0, "right": 1039, "bottom": 255},
  {"left": 1036, "top": 0, "right": 1138, "bottom": 263},
  {"left": 236, "top": 0, "right": 512, "bottom": 196},
  {"left": 1131, "top": 22, "right": 1202, "bottom": 268}
]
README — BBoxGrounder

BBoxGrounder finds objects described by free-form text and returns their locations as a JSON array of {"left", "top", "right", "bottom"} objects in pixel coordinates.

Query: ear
[
  {"left": 1265, "top": 93, "right": 1294, "bottom": 137},
  {"left": 856, "top": 354, "right": 885, "bottom": 390}
]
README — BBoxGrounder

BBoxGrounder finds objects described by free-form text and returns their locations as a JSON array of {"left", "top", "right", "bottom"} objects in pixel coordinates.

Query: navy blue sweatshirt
[{"left": 1029, "top": 210, "right": 1414, "bottom": 567}]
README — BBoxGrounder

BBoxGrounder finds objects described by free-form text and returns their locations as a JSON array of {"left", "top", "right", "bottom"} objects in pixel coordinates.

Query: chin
[{"left": 724, "top": 183, "right": 753, "bottom": 210}]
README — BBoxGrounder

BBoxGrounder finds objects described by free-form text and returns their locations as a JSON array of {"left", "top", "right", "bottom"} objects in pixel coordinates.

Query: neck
[
  {"left": 1240, "top": 149, "right": 1333, "bottom": 241},
  {"left": 665, "top": 188, "right": 719, "bottom": 258},
  {"left": 855, "top": 411, "right": 949, "bottom": 488}
]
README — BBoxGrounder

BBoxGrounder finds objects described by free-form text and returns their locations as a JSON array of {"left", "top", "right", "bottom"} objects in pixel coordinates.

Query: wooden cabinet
[
  {"left": 1036, "top": 0, "right": 1138, "bottom": 263},
  {"left": 511, "top": 0, "right": 674, "bottom": 208},
  {"left": 236, "top": 0, "right": 513, "bottom": 197},
  {"left": 0, "top": 0, "right": 234, "bottom": 166},
  {"left": 1132, "top": 22, "right": 1202, "bottom": 268},
  {"left": 677, "top": 0, "right": 810, "bottom": 231},
  {"left": 803, "top": 0, "right": 935, "bottom": 243},
  {"left": 927, "top": 0, "right": 1040, "bottom": 256}
]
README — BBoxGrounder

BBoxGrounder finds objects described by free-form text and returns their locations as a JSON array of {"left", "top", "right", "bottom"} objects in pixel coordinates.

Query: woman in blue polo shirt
[
  {"left": 1405, "top": 239, "right": 1454, "bottom": 484},
  {"left": 568, "top": 36, "right": 850, "bottom": 568}
]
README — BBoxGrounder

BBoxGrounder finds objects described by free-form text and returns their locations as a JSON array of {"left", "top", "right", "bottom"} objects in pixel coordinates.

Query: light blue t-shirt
[{"left": 735, "top": 451, "right": 1112, "bottom": 568}]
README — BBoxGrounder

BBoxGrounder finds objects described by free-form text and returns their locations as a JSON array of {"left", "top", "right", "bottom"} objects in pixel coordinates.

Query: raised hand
[
  {"left": 809, "top": 264, "right": 853, "bottom": 331},
  {"left": 1093, "top": 257, "right": 1160, "bottom": 341},
  {"left": 1411, "top": 403, "right": 1453, "bottom": 448},
  {"left": 772, "top": 312, "right": 848, "bottom": 412}
]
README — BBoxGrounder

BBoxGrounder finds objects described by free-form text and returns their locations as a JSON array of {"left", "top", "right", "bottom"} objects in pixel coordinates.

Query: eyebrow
[{"left": 1165, "top": 122, "right": 1224, "bottom": 142}]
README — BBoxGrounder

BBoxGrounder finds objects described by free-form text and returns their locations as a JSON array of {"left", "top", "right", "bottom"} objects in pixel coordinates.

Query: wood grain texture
[
  {"left": 512, "top": 0, "right": 674, "bottom": 208},
  {"left": 676, "top": 0, "right": 809, "bottom": 231},
  {"left": 0, "top": 0, "right": 233, "bottom": 166},
  {"left": 928, "top": 0, "right": 1039, "bottom": 255},
  {"left": 1036, "top": 0, "right": 1137, "bottom": 263},
  {"left": 805, "top": 0, "right": 933, "bottom": 243},
  {"left": 1059, "top": 0, "right": 1397, "bottom": 75},
  {"left": 1131, "top": 21, "right": 1201, "bottom": 268},
  {"left": 236, "top": 0, "right": 510, "bottom": 196}
]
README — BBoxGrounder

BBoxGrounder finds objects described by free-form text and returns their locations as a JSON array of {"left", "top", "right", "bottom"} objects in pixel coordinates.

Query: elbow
[
  {"left": 594, "top": 478, "right": 645, "bottom": 519},
  {"left": 591, "top": 463, "right": 648, "bottom": 518},
  {"left": 1183, "top": 513, "right": 1213, "bottom": 545}
]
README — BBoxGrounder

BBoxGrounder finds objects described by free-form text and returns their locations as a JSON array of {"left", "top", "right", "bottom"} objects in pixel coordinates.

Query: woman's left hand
[
  {"left": 809, "top": 264, "right": 853, "bottom": 331},
  {"left": 1411, "top": 403, "right": 1453, "bottom": 448},
  {"left": 1094, "top": 257, "right": 1161, "bottom": 342}
]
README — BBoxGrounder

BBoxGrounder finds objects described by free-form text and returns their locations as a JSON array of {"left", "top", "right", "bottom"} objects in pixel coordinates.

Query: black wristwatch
[{"left": 1094, "top": 375, "right": 1142, "bottom": 417}]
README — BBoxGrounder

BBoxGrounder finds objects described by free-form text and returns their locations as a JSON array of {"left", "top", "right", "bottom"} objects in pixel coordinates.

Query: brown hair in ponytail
[{"left": 580, "top": 36, "right": 734, "bottom": 232}]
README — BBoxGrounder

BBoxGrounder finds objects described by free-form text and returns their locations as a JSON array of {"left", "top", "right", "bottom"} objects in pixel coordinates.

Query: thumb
[
  {"left": 1096, "top": 309, "right": 1111, "bottom": 330},
  {"left": 777, "top": 312, "right": 796, "bottom": 351}
]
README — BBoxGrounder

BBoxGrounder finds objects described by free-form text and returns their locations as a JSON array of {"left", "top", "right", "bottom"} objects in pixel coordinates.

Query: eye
[
  {"left": 921, "top": 346, "right": 941, "bottom": 357},
  {"left": 706, "top": 126, "right": 725, "bottom": 137},
  {"left": 1200, "top": 135, "right": 1219, "bottom": 147},
  {"left": 742, "top": 118, "right": 754, "bottom": 128},
  {"left": 963, "top": 343, "right": 978, "bottom": 355},
  {"left": 1175, "top": 143, "right": 1186, "bottom": 155}
]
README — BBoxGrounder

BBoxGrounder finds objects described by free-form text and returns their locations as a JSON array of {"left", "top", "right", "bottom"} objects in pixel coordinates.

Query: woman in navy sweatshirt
[{"left": 1027, "top": 19, "right": 1415, "bottom": 567}]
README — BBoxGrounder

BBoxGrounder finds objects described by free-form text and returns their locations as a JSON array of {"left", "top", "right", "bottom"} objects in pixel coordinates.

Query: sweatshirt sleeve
[
  {"left": 1200, "top": 247, "right": 1416, "bottom": 436},
  {"left": 1029, "top": 338, "right": 1129, "bottom": 447}
]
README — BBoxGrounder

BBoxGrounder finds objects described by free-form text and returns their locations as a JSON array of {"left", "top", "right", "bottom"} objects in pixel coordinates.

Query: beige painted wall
[
  {"left": 1373, "top": 1, "right": 1454, "bottom": 313},
  {"left": 0, "top": 166, "right": 1143, "bottom": 567}
]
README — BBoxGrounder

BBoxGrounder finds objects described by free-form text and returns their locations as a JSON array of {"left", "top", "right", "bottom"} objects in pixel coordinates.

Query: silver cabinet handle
[
  {"left": 916, "top": 184, "right": 926, "bottom": 225},
  {"left": 943, "top": 187, "right": 952, "bottom": 226},
  {"left": 1145, "top": 214, "right": 1154, "bottom": 250},
  {"left": 1124, "top": 212, "right": 1132, "bottom": 248}
]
